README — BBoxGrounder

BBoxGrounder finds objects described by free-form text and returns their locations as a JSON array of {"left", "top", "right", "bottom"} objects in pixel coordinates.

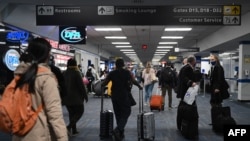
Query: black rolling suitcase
[
  {"left": 211, "top": 106, "right": 236, "bottom": 133},
  {"left": 99, "top": 85, "right": 114, "bottom": 140},
  {"left": 178, "top": 101, "right": 199, "bottom": 139},
  {"left": 137, "top": 90, "right": 155, "bottom": 141}
]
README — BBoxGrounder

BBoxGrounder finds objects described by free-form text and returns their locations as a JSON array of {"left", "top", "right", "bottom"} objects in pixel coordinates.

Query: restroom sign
[{"left": 37, "top": 6, "right": 54, "bottom": 15}]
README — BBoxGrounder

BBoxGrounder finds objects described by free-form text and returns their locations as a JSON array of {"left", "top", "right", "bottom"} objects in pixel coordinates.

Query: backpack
[
  {"left": 161, "top": 67, "right": 175, "bottom": 85},
  {"left": 0, "top": 67, "right": 50, "bottom": 136}
]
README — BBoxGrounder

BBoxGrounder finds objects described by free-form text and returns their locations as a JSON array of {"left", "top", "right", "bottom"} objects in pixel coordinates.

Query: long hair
[
  {"left": 212, "top": 54, "right": 221, "bottom": 66},
  {"left": 145, "top": 61, "right": 151, "bottom": 73},
  {"left": 15, "top": 38, "right": 51, "bottom": 93}
]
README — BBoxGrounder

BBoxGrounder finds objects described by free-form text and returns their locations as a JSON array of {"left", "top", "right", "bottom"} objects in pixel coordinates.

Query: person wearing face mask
[{"left": 209, "top": 54, "right": 228, "bottom": 107}]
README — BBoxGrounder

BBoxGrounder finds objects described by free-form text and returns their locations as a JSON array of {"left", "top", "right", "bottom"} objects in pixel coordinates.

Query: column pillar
[{"left": 238, "top": 41, "right": 250, "bottom": 101}]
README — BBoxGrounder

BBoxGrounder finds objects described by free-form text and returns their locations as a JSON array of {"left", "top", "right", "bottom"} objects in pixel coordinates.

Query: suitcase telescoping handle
[
  {"left": 101, "top": 83, "right": 104, "bottom": 113},
  {"left": 139, "top": 89, "right": 143, "bottom": 113}
]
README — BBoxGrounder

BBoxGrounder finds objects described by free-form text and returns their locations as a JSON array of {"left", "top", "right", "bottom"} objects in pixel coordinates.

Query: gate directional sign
[{"left": 36, "top": 5, "right": 241, "bottom": 25}]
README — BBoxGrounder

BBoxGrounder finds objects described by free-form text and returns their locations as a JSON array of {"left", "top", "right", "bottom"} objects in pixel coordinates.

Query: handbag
[
  {"left": 129, "top": 92, "right": 136, "bottom": 106},
  {"left": 221, "top": 80, "right": 230, "bottom": 99},
  {"left": 221, "top": 89, "right": 230, "bottom": 99},
  {"left": 83, "top": 77, "right": 89, "bottom": 85},
  {"left": 151, "top": 73, "right": 158, "bottom": 83},
  {"left": 183, "top": 85, "right": 199, "bottom": 105}
]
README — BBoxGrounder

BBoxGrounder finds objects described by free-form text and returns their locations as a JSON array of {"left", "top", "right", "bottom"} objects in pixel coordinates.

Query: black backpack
[{"left": 161, "top": 67, "right": 175, "bottom": 84}]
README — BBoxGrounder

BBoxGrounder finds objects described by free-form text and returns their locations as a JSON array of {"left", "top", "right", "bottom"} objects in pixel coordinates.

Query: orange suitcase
[{"left": 150, "top": 88, "right": 163, "bottom": 111}]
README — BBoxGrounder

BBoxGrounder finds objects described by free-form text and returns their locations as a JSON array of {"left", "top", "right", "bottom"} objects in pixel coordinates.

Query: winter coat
[
  {"left": 176, "top": 64, "right": 196, "bottom": 100},
  {"left": 12, "top": 62, "right": 68, "bottom": 141},
  {"left": 63, "top": 66, "right": 88, "bottom": 105}
]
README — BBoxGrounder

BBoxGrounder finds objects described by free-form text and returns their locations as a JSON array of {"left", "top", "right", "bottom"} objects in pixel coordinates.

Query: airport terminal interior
[{"left": 1, "top": 0, "right": 250, "bottom": 141}]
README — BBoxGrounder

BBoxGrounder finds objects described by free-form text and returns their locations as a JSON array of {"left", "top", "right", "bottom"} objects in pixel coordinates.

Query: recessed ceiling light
[
  {"left": 156, "top": 49, "right": 170, "bottom": 52},
  {"left": 161, "top": 36, "right": 183, "bottom": 39},
  {"left": 105, "top": 36, "right": 127, "bottom": 39},
  {"left": 94, "top": 27, "right": 122, "bottom": 31},
  {"left": 115, "top": 45, "right": 132, "bottom": 48},
  {"left": 164, "top": 28, "right": 192, "bottom": 31},
  {"left": 120, "top": 49, "right": 134, "bottom": 51},
  {"left": 159, "top": 42, "right": 178, "bottom": 44},
  {"left": 157, "top": 46, "right": 173, "bottom": 48},
  {"left": 123, "top": 52, "right": 136, "bottom": 54},
  {"left": 112, "top": 42, "right": 130, "bottom": 44}
]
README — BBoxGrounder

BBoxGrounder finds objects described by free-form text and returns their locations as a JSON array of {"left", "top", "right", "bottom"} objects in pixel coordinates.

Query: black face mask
[{"left": 211, "top": 61, "right": 216, "bottom": 66}]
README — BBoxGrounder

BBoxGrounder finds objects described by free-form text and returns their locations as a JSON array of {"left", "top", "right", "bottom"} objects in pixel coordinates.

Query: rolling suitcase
[
  {"left": 99, "top": 85, "right": 114, "bottom": 140},
  {"left": 137, "top": 90, "right": 155, "bottom": 141},
  {"left": 178, "top": 101, "right": 199, "bottom": 139},
  {"left": 150, "top": 88, "right": 163, "bottom": 111},
  {"left": 211, "top": 106, "right": 236, "bottom": 133}
]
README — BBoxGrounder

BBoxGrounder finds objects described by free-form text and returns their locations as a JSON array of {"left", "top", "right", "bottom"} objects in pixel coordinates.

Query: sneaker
[
  {"left": 71, "top": 131, "right": 79, "bottom": 136},
  {"left": 67, "top": 128, "right": 72, "bottom": 136},
  {"left": 112, "top": 129, "right": 122, "bottom": 141}
]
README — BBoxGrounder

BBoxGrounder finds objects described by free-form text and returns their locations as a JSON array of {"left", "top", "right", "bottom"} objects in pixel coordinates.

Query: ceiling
[{"left": 1, "top": 0, "right": 250, "bottom": 64}]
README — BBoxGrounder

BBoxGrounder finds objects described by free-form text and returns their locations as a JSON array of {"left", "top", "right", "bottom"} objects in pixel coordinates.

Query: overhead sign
[
  {"left": 59, "top": 26, "right": 86, "bottom": 44},
  {"left": 36, "top": 5, "right": 241, "bottom": 25},
  {"left": 175, "top": 47, "right": 200, "bottom": 52}
]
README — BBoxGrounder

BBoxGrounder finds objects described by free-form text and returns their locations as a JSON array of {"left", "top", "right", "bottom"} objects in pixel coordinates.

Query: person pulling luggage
[{"left": 101, "top": 58, "right": 142, "bottom": 141}]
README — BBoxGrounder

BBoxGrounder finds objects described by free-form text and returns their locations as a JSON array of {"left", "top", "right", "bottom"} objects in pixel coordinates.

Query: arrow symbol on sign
[
  {"left": 39, "top": 7, "right": 45, "bottom": 14},
  {"left": 99, "top": 7, "right": 105, "bottom": 14},
  {"left": 232, "top": 17, "right": 239, "bottom": 23},
  {"left": 232, "top": 7, "right": 239, "bottom": 14}
]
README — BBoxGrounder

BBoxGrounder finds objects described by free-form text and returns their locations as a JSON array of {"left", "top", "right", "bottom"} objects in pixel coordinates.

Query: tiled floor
[{"left": 1, "top": 84, "right": 250, "bottom": 141}]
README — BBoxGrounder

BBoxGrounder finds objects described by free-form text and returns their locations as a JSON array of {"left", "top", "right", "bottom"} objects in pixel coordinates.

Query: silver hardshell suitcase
[{"left": 137, "top": 90, "right": 155, "bottom": 141}]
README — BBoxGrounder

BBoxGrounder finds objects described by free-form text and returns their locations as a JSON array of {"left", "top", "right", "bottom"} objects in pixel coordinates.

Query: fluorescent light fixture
[
  {"left": 105, "top": 36, "right": 127, "bottom": 39},
  {"left": 0, "top": 29, "right": 5, "bottom": 32},
  {"left": 125, "top": 53, "right": 136, "bottom": 55},
  {"left": 120, "top": 49, "right": 134, "bottom": 51},
  {"left": 157, "top": 46, "right": 173, "bottom": 48},
  {"left": 164, "top": 28, "right": 192, "bottom": 31},
  {"left": 115, "top": 45, "right": 132, "bottom": 48},
  {"left": 154, "top": 54, "right": 166, "bottom": 56},
  {"left": 152, "top": 59, "right": 160, "bottom": 61},
  {"left": 112, "top": 42, "right": 130, "bottom": 44},
  {"left": 156, "top": 49, "right": 170, "bottom": 52},
  {"left": 94, "top": 27, "right": 122, "bottom": 31},
  {"left": 159, "top": 42, "right": 178, "bottom": 44},
  {"left": 123, "top": 52, "right": 136, "bottom": 53},
  {"left": 155, "top": 52, "right": 168, "bottom": 54},
  {"left": 161, "top": 36, "right": 183, "bottom": 39}
]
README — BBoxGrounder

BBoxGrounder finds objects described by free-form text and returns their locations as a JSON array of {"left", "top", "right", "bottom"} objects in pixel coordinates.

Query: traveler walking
[
  {"left": 12, "top": 37, "right": 68, "bottom": 141},
  {"left": 142, "top": 61, "right": 156, "bottom": 105},
  {"left": 101, "top": 58, "right": 142, "bottom": 141},
  {"left": 159, "top": 61, "right": 177, "bottom": 109},
  {"left": 63, "top": 58, "right": 88, "bottom": 136}
]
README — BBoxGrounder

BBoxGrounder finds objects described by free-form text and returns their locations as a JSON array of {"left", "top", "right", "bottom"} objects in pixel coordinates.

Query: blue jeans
[{"left": 144, "top": 83, "right": 154, "bottom": 103}]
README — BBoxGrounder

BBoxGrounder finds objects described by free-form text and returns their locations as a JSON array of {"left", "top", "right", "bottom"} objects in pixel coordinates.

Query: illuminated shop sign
[
  {"left": 59, "top": 26, "right": 86, "bottom": 44},
  {"left": 46, "top": 38, "right": 71, "bottom": 51},
  {"left": 6, "top": 31, "right": 29, "bottom": 43},
  {"left": 3, "top": 49, "right": 20, "bottom": 71}
]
